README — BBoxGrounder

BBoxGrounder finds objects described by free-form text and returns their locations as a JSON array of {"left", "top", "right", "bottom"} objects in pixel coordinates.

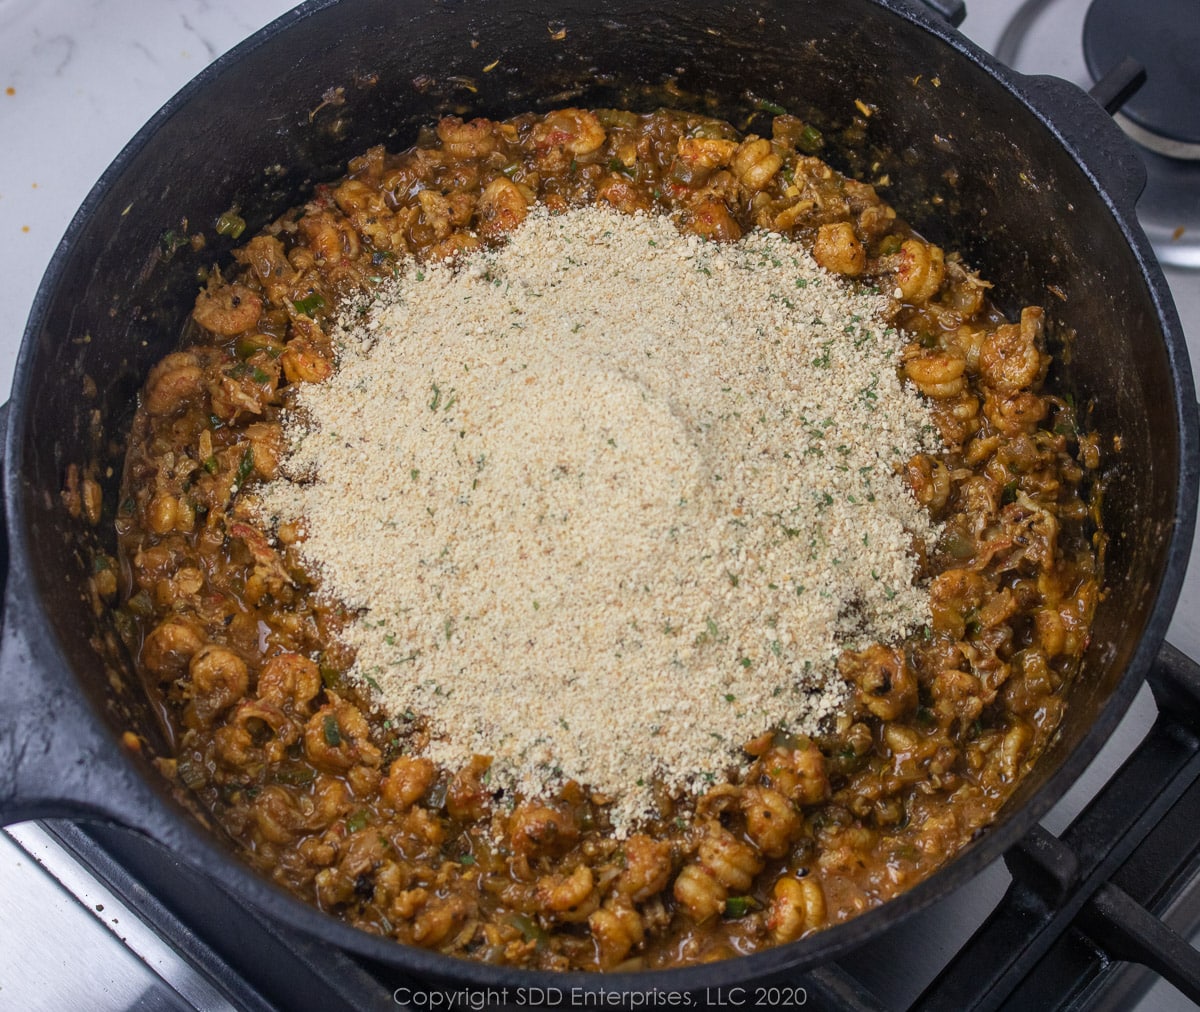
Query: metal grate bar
[
  {"left": 1002, "top": 735, "right": 1200, "bottom": 1010},
  {"left": 1081, "top": 882, "right": 1200, "bottom": 1004}
]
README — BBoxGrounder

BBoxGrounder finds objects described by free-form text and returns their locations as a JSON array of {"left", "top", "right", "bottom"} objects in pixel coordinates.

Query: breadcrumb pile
[{"left": 256, "top": 206, "right": 940, "bottom": 828}]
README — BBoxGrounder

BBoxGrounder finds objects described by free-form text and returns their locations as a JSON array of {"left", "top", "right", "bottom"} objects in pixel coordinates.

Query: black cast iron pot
[{"left": 2, "top": 0, "right": 1197, "bottom": 994}]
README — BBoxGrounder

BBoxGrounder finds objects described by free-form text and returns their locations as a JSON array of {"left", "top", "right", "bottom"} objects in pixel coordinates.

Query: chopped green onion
[
  {"left": 159, "top": 229, "right": 188, "bottom": 256},
  {"left": 292, "top": 292, "right": 326, "bottom": 316},
  {"left": 322, "top": 714, "right": 342, "bottom": 747},
  {"left": 273, "top": 766, "right": 315, "bottom": 786},
  {"left": 347, "top": 810, "right": 369, "bottom": 832},
  {"left": 235, "top": 448, "right": 255, "bottom": 486},
  {"left": 797, "top": 124, "right": 824, "bottom": 153},
  {"left": 234, "top": 331, "right": 267, "bottom": 360},
  {"left": 724, "top": 896, "right": 756, "bottom": 918},
  {"left": 508, "top": 913, "right": 547, "bottom": 944},
  {"left": 596, "top": 108, "right": 639, "bottom": 129},
  {"left": 755, "top": 98, "right": 787, "bottom": 116},
  {"left": 215, "top": 209, "right": 247, "bottom": 239}
]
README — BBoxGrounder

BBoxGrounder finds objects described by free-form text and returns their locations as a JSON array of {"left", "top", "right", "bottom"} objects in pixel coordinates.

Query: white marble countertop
[{"left": 0, "top": 0, "right": 296, "bottom": 398}]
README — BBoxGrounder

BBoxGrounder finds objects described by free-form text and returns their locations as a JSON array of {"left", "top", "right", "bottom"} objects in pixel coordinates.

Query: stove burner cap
[{"left": 1084, "top": 0, "right": 1200, "bottom": 150}]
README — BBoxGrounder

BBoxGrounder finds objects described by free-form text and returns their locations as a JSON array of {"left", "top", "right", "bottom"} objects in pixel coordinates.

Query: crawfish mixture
[{"left": 113, "top": 107, "right": 1102, "bottom": 969}]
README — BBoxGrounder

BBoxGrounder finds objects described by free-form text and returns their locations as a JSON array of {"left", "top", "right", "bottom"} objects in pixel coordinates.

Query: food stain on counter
[
  {"left": 18, "top": 184, "right": 38, "bottom": 233},
  {"left": 5, "top": 86, "right": 14, "bottom": 96}
]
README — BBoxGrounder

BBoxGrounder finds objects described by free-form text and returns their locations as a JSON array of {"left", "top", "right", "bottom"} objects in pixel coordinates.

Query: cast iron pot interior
[{"left": 2, "top": 0, "right": 1197, "bottom": 991}]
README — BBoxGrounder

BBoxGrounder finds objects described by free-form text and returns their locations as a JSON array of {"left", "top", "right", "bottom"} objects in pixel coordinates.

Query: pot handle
[
  {"left": 0, "top": 573, "right": 170, "bottom": 833},
  {"left": 1019, "top": 72, "right": 1149, "bottom": 215},
  {"left": 0, "top": 399, "right": 177, "bottom": 842},
  {"left": 913, "top": 0, "right": 966, "bottom": 28}
]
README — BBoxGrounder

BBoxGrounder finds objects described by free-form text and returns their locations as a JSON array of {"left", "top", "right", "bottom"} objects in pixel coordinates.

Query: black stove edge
[
  {"left": 45, "top": 819, "right": 395, "bottom": 1012},
  {"left": 913, "top": 642, "right": 1200, "bottom": 1012}
]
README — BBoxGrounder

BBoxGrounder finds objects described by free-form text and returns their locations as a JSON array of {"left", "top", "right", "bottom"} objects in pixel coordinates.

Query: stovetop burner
[
  {"left": 998, "top": 0, "right": 1200, "bottom": 268},
  {"left": 1084, "top": 0, "right": 1200, "bottom": 156}
]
